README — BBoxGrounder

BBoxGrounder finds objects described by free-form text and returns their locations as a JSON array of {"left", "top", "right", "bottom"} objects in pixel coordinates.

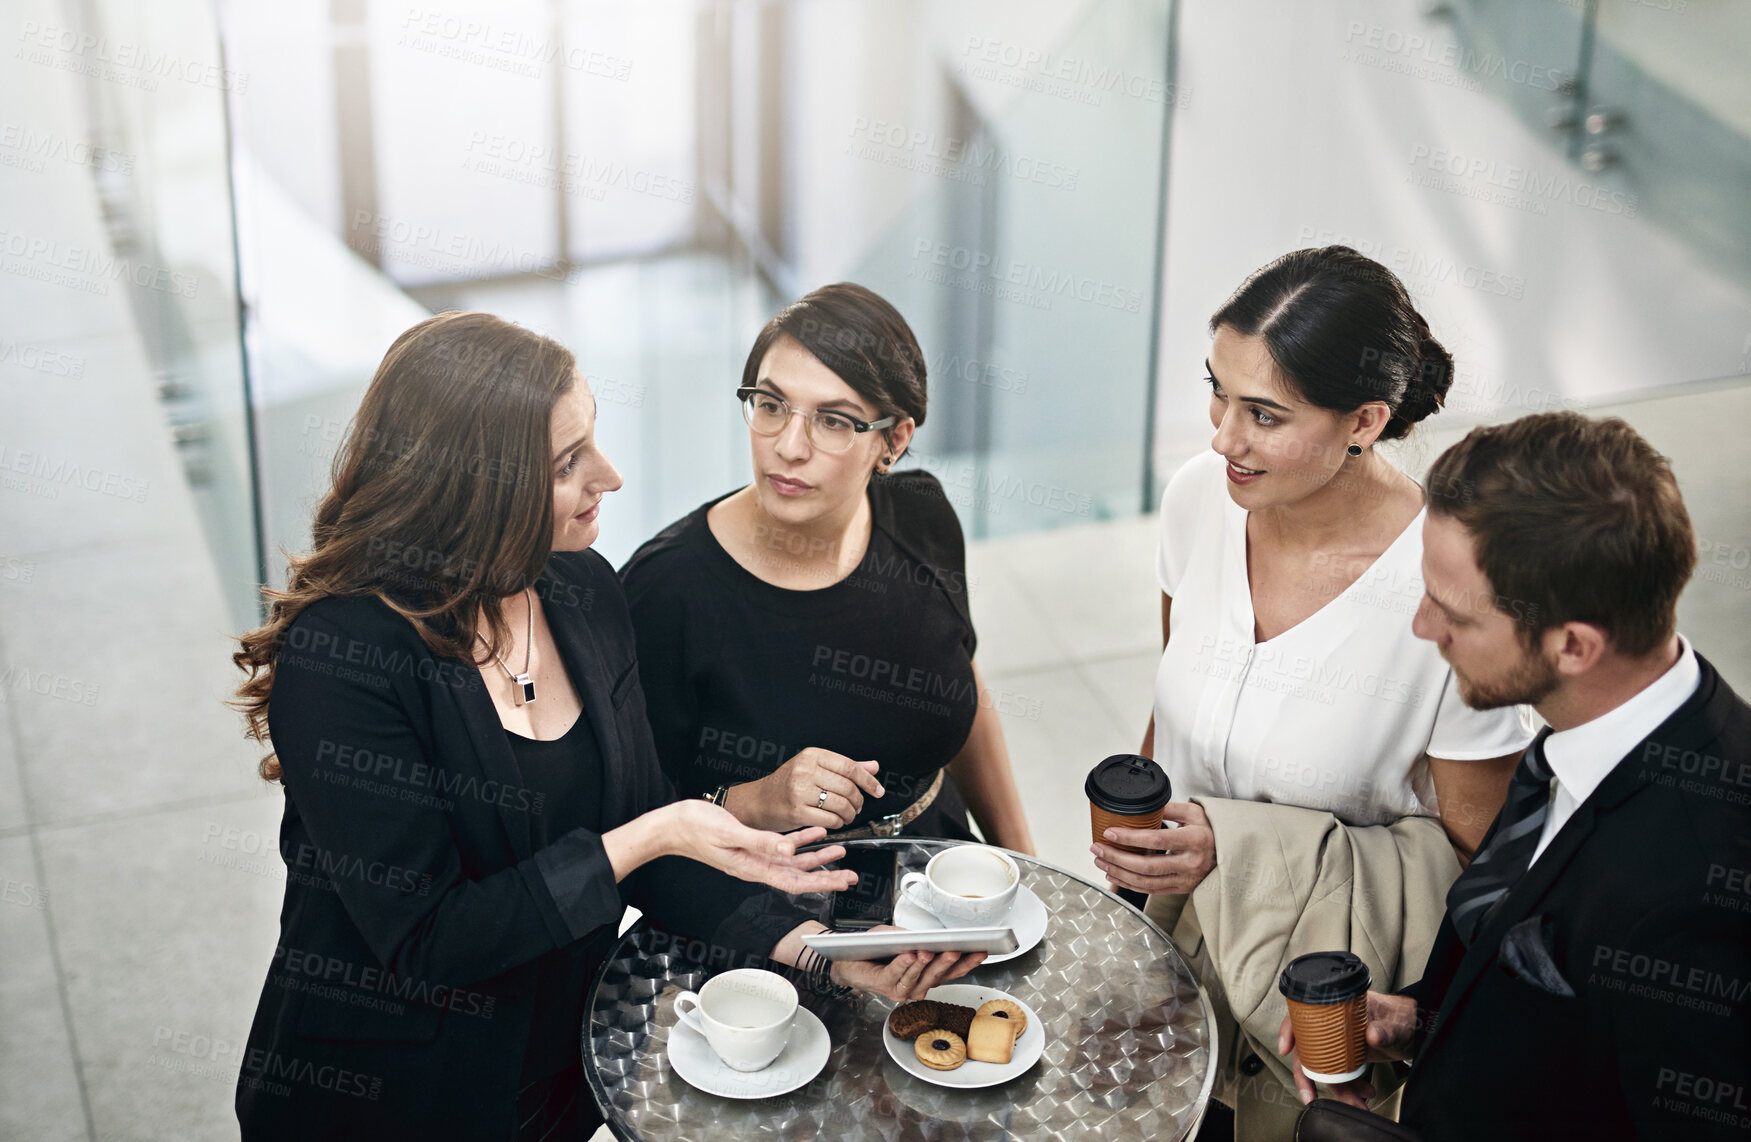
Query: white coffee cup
[
  {"left": 898, "top": 844, "right": 1020, "bottom": 926},
  {"left": 673, "top": 968, "right": 798, "bottom": 1072}
]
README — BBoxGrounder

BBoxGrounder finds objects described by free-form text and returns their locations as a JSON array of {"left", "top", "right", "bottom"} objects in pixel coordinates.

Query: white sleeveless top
[{"left": 1152, "top": 451, "right": 1535, "bottom": 827}]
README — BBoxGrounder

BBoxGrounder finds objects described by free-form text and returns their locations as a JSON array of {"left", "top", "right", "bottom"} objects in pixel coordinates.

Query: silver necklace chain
[{"left": 479, "top": 588, "right": 537, "bottom": 705}]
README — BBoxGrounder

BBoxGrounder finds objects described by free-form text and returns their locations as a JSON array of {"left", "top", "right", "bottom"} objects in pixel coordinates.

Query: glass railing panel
[
  {"left": 37, "top": 0, "right": 262, "bottom": 627},
  {"left": 830, "top": 0, "right": 1174, "bottom": 538},
  {"left": 1441, "top": 0, "right": 1751, "bottom": 390},
  {"left": 1588, "top": 0, "right": 1751, "bottom": 329}
]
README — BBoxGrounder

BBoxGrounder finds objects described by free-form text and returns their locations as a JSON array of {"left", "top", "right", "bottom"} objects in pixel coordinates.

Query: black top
[
  {"left": 504, "top": 712, "right": 609, "bottom": 1082},
  {"left": 621, "top": 471, "right": 979, "bottom": 839},
  {"left": 236, "top": 550, "right": 811, "bottom": 1142},
  {"left": 1398, "top": 653, "right": 1751, "bottom": 1142},
  {"left": 507, "top": 710, "right": 604, "bottom": 848}
]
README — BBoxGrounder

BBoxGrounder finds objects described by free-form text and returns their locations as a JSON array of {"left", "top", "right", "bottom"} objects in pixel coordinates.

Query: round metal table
[{"left": 583, "top": 839, "right": 1216, "bottom": 1141}]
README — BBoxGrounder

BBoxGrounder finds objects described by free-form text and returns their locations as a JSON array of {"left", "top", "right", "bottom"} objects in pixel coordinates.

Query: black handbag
[{"left": 1293, "top": 1098, "right": 1423, "bottom": 1142}]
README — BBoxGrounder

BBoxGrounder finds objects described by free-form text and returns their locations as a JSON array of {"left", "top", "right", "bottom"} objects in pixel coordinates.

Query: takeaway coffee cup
[
  {"left": 898, "top": 844, "right": 1020, "bottom": 925},
  {"left": 1086, "top": 754, "right": 1173, "bottom": 854},
  {"left": 673, "top": 968, "right": 798, "bottom": 1072},
  {"left": 1279, "top": 951, "right": 1372, "bottom": 1083}
]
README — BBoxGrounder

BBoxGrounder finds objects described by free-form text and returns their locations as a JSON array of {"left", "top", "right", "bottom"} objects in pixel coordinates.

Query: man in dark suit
[{"left": 1281, "top": 411, "right": 1751, "bottom": 1140}]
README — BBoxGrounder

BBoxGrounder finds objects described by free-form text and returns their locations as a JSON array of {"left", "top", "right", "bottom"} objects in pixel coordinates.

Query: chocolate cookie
[
  {"left": 935, "top": 1002, "right": 976, "bottom": 1041},
  {"left": 887, "top": 1000, "right": 939, "bottom": 1039}
]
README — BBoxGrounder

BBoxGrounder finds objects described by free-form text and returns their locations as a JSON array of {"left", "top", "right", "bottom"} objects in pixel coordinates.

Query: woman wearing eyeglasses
[{"left": 621, "top": 283, "right": 1034, "bottom": 853}]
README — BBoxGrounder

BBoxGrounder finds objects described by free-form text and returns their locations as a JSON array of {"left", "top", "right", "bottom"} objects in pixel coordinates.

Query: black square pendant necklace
[{"left": 484, "top": 587, "right": 537, "bottom": 705}]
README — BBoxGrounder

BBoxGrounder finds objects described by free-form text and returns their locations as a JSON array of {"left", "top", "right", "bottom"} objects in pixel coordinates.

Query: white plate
[
  {"left": 894, "top": 883, "right": 1048, "bottom": 965},
  {"left": 881, "top": 984, "right": 1044, "bottom": 1089},
  {"left": 667, "top": 1005, "right": 830, "bottom": 1099}
]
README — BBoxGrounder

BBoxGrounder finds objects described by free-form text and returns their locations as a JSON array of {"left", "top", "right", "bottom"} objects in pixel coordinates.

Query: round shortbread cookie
[
  {"left": 975, "top": 998, "right": 1027, "bottom": 1039},
  {"left": 914, "top": 1029, "right": 967, "bottom": 1071}
]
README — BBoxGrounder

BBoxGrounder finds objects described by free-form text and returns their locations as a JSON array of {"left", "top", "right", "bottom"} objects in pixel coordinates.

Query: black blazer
[
  {"left": 1399, "top": 653, "right": 1751, "bottom": 1141},
  {"left": 235, "top": 550, "right": 797, "bottom": 1141}
]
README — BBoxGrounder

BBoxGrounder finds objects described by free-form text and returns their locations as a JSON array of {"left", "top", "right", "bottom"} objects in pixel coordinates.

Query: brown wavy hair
[{"left": 233, "top": 311, "right": 578, "bottom": 781}]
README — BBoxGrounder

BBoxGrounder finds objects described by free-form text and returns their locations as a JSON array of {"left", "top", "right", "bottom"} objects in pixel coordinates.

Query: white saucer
[
  {"left": 893, "top": 883, "right": 1048, "bottom": 965},
  {"left": 667, "top": 1006, "right": 830, "bottom": 1099},
  {"left": 882, "top": 983, "right": 1045, "bottom": 1088}
]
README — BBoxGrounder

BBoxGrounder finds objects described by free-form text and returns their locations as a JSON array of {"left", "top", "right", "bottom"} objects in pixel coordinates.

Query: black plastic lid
[
  {"left": 1278, "top": 951, "right": 1370, "bottom": 1004},
  {"left": 1085, "top": 754, "right": 1172, "bottom": 815}
]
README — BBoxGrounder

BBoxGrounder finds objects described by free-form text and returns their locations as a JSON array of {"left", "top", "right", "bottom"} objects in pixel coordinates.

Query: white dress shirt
[
  {"left": 1152, "top": 451, "right": 1535, "bottom": 827},
  {"left": 1529, "top": 635, "right": 1700, "bottom": 864}
]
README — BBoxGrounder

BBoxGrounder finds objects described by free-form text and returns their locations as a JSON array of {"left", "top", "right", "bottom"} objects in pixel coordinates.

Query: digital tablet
[{"left": 800, "top": 927, "right": 1020, "bottom": 961}]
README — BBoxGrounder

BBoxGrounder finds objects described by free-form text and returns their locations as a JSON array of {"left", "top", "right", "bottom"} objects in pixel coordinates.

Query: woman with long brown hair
[{"left": 232, "top": 311, "right": 980, "bottom": 1141}]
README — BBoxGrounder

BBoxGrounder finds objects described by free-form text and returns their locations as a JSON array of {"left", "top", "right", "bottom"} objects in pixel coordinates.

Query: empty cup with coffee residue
[
  {"left": 1086, "top": 754, "right": 1172, "bottom": 854},
  {"left": 1279, "top": 951, "right": 1371, "bottom": 1083}
]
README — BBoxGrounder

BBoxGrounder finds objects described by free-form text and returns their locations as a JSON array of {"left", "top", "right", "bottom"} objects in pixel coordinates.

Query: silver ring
[{"left": 817, "top": 789, "right": 829, "bottom": 807}]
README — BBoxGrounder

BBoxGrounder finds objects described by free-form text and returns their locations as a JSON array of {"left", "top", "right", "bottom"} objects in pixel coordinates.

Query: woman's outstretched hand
[
  {"left": 725, "top": 747, "right": 885, "bottom": 832},
  {"left": 666, "top": 800, "right": 857, "bottom": 895}
]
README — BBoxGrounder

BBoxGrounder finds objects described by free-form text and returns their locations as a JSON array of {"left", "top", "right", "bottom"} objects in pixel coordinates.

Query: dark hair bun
[{"left": 1382, "top": 328, "right": 1453, "bottom": 440}]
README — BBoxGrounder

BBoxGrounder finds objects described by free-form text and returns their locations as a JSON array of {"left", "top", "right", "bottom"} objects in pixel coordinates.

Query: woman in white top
[
  {"left": 1092, "top": 246, "right": 1535, "bottom": 1133},
  {"left": 1094, "top": 244, "right": 1533, "bottom": 892}
]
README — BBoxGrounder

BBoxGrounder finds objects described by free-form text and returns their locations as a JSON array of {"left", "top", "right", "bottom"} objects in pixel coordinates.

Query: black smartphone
[{"left": 828, "top": 849, "right": 898, "bottom": 929}]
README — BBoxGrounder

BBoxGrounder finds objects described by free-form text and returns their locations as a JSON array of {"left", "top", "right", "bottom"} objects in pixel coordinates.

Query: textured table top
[{"left": 583, "top": 839, "right": 1215, "bottom": 1141}]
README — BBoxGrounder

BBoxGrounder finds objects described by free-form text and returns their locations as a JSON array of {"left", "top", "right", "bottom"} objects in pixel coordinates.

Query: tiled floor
[
  {"left": 2, "top": 382, "right": 1748, "bottom": 1141},
  {"left": 968, "top": 513, "right": 1163, "bottom": 870}
]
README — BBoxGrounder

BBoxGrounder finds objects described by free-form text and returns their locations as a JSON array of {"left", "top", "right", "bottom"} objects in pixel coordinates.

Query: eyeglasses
[{"left": 737, "top": 386, "right": 895, "bottom": 454}]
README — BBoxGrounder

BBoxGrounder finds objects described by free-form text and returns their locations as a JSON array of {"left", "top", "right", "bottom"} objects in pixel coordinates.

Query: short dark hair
[
  {"left": 1425, "top": 412, "right": 1695, "bottom": 656},
  {"left": 1211, "top": 246, "right": 1452, "bottom": 441},
  {"left": 740, "top": 282, "right": 928, "bottom": 452}
]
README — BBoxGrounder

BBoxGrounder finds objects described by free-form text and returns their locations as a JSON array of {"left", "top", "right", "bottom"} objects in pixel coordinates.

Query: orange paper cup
[
  {"left": 1089, "top": 804, "right": 1166, "bottom": 853},
  {"left": 1279, "top": 952, "right": 1371, "bottom": 1084},
  {"left": 1086, "top": 755, "right": 1172, "bottom": 854}
]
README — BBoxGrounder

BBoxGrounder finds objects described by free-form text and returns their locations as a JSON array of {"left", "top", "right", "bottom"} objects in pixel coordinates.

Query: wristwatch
[{"left": 701, "top": 785, "right": 730, "bottom": 808}]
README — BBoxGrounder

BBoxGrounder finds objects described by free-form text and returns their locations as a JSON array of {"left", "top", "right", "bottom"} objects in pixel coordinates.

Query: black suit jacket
[
  {"left": 1400, "top": 653, "right": 1751, "bottom": 1141},
  {"left": 235, "top": 550, "right": 799, "bottom": 1140}
]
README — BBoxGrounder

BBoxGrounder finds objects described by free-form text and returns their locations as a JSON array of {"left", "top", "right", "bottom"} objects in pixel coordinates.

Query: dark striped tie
[{"left": 1446, "top": 730, "right": 1555, "bottom": 947}]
